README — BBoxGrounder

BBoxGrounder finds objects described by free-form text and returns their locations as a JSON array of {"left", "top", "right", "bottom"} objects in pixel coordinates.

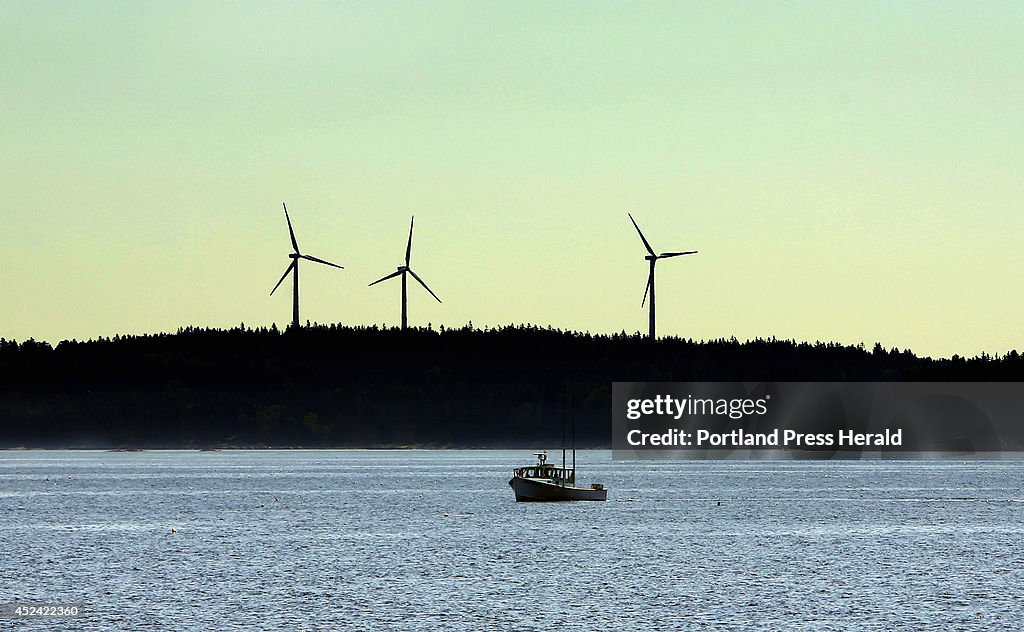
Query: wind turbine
[
  {"left": 368, "top": 216, "right": 441, "bottom": 330},
  {"left": 628, "top": 212, "right": 698, "bottom": 340},
  {"left": 269, "top": 202, "right": 343, "bottom": 330}
]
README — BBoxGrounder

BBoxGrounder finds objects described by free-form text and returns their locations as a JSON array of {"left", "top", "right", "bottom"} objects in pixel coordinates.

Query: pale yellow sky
[{"left": 2, "top": 1, "right": 1022, "bottom": 358}]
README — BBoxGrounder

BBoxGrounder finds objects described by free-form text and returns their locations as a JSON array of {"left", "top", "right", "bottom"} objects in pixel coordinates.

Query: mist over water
[{"left": 2, "top": 450, "right": 1022, "bottom": 629}]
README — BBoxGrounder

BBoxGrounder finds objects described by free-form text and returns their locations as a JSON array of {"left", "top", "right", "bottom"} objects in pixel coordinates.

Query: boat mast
[
  {"left": 561, "top": 393, "right": 566, "bottom": 476},
  {"left": 571, "top": 391, "right": 576, "bottom": 477}
]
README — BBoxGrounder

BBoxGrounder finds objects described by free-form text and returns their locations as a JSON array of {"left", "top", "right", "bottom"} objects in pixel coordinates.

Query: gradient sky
[{"left": 2, "top": 1, "right": 1022, "bottom": 358}]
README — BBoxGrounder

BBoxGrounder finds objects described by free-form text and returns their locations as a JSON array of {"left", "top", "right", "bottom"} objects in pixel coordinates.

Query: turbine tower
[
  {"left": 628, "top": 212, "right": 698, "bottom": 340},
  {"left": 368, "top": 216, "right": 441, "bottom": 330},
  {"left": 269, "top": 202, "right": 344, "bottom": 330}
]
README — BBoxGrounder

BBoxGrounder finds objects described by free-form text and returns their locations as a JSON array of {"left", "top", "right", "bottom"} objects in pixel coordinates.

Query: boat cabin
[{"left": 512, "top": 451, "right": 575, "bottom": 484}]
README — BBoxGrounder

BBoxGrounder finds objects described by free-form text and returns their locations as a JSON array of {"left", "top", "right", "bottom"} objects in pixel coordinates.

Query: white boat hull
[{"left": 508, "top": 477, "right": 608, "bottom": 502}]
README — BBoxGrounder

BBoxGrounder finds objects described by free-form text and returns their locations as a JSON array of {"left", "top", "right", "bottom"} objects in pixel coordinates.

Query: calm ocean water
[{"left": 1, "top": 450, "right": 1022, "bottom": 630}]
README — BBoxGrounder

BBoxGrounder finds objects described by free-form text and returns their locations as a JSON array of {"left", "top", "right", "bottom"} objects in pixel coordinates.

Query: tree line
[{"left": 1, "top": 324, "right": 1021, "bottom": 448}]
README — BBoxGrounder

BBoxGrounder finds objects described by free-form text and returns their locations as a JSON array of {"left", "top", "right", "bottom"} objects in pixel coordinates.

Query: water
[{"left": 2, "top": 450, "right": 1022, "bottom": 630}]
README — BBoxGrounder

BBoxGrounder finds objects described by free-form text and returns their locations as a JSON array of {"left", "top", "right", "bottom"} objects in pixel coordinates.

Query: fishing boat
[{"left": 508, "top": 450, "right": 607, "bottom": 501}]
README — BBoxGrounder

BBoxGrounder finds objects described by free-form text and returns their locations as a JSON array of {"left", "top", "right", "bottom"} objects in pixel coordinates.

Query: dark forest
[{"left": 1, "top": 324, "right": 1021, "bottom": 448}]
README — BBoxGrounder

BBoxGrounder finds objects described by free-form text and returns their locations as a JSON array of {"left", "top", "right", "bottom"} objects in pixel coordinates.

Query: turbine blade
[
  {"left": 283, "top": 203, "right": 299, "bottom": 253},
  {"left": 270, "top": 261, "right": 296, "bottom": 296},
  {"left": 641, "top": 269, "right": 652, "bottom": 307},
  {"left": 628, "top": 212, "right": 655, "bottom": 256},
  {"left": 368, "top": 270, "right": 402, "bottom": 287},
  {"left": 658, "top": 250, "right": 698, "bottom": 259},
  {"left": 301, "top": 254, "right": 344, "bottom": 269},
  {"left": 405, "top": 216, "right": 414, "bottom": 266},
  {"left": 408, "top": 269, "right": 442, "bottom": 303}
]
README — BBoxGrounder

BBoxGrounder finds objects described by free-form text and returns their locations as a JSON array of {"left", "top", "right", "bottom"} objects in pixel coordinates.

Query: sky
[{"left": 2, "top": 1, "right": 1022, "bottom": 358}]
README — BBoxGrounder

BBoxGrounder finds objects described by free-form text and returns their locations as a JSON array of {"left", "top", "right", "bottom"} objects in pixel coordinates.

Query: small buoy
[{"left": 717, "top": 501, "right": 721, "bottom": 506}]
